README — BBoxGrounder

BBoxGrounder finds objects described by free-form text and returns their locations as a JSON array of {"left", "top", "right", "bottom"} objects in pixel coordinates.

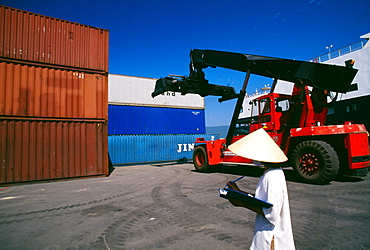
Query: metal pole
[
  {"left": 225, "top": 70, "right": 251, "bottom": 146},
  {"left": 326, "top": 45, "right": 333, "bottom": 60}
]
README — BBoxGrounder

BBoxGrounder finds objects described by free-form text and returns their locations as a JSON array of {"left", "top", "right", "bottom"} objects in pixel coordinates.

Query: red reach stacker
[{"left": 152, "top": 49, "right": 370, "bottom": 184}]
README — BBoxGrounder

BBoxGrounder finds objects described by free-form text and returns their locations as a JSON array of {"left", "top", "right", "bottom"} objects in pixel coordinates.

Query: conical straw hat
[{"left": 228, "top": 128, "right": 288, "bottom": 163}]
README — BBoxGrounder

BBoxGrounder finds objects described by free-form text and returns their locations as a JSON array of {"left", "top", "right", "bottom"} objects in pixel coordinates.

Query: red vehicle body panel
[
  {"left": 290, "top": 124, "right": 368, "bottom": 137},
  {"left": 346, "top": 132, "right": 370, "bottom": 169}
]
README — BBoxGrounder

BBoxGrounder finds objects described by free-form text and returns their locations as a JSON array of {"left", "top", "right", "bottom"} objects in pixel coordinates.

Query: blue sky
[{"left": 1, "top": 0, "right": 369, "bottom": 126}]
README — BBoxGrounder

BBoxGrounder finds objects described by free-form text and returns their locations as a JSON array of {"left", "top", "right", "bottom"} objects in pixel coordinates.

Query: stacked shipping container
[
  {"left": 108, "top": 134, "right": 218, "bottom": 165},
  {"left": 0, "top": 5, "right": 109, "bottom": 184},
  {"left": 108, "top": 74, "right": 217, "bottom": 165},
  {"left": 0, "top": 6, "right": 108, "bottom": 72},
  {"left": 108, "top": 74, "right": 205, "bottom": 135}
]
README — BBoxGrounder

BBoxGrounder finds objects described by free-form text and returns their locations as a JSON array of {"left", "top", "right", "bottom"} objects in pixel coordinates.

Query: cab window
[
  {"left": 275, "top": 98, "right": 289, "bottom": 112},
  {"left": 259, "top": 98, "right": 271, "bottom": 114}
]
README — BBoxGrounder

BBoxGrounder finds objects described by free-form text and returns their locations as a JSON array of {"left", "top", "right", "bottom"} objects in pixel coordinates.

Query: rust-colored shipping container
[
  {"left": 0, "top": 6, "right": 109, "bottom": 184},
  {"left": 0, "top": 5, "right": 109, "bottom": 72},
  {"left": 0, "top": 118, "right": 108, "bottom": 184},
  {"left": 0, "top": 61, "right": 108, "bottom": 119}
]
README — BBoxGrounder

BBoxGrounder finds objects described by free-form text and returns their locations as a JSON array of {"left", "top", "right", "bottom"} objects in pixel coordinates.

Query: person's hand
[{"left": 226, "top": 181, "right": 241, "bottom": 192}]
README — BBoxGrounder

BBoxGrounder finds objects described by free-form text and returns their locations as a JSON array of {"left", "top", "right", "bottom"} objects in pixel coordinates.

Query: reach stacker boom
[{"left": 152, "top": 49, "right": 370, "bottom": 184}]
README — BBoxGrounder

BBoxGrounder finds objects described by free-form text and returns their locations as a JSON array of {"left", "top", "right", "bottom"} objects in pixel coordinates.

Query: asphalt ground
[{"left": 1, "top": 163, "right": 369, "bottom": 249}]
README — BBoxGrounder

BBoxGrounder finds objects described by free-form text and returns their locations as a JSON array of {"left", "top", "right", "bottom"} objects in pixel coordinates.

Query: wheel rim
[
  {"left": 299, "top": 153, "right": 320, "bottom": 176},
  {"left": 195, "top": 152, "right": 205, "bottom": 166}
]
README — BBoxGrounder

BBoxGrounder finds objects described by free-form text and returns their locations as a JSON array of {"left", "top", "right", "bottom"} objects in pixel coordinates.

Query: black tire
[
  {"left": 291, "top": 140, "right": 339, "bottom": 184},
  {"left": 193, "top": 145, "right": 211, "bottom": 172}
]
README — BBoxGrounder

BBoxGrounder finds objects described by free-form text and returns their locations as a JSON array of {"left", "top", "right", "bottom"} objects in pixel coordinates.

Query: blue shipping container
[
  {"left": 108, "top": 105, "right": 205, "bottom": 135},
  {"left": 108, "top": 134, "right": 219, "bottom": 165}
]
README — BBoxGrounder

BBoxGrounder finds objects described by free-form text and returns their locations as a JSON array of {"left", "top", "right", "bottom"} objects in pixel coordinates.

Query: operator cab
[
  {"left": 246, "top": 93, "right": 291, "bottom": 133},
  {"left": 236, "top": 93, "right": 291, "bottom": 133}
]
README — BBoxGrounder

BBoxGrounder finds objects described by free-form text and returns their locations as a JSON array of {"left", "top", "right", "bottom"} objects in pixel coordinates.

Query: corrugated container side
[
  {"left": 108, "top": 134, "right": 219, "bottom": 165},
  {"left": 108, "top": 105, "right": 206, "bottom": 135},
  {"left": 0, "top": 62, "right": 108, "bottom": 119},
  {"left": 108, "top": 74, "right": 204, "bottom": 109},
  {"left": 0, "top": 5, "right": 109, "bottom": 72},
  {"left": 0, "top": 119, "right": 108, "bottom": 184}
]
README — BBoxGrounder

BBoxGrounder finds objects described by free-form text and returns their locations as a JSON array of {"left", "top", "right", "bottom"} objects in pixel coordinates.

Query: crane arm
[
  {"left": 152, "top": 49, "right": 358, "bottom": 99},
  {"left": 189, "top": 49, "right": 358, "bottom": 92}
]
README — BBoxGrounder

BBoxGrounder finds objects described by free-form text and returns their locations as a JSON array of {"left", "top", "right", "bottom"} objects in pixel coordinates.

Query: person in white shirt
[{"left": 226, "top": 128, "right": 295, "bottom": 250}]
